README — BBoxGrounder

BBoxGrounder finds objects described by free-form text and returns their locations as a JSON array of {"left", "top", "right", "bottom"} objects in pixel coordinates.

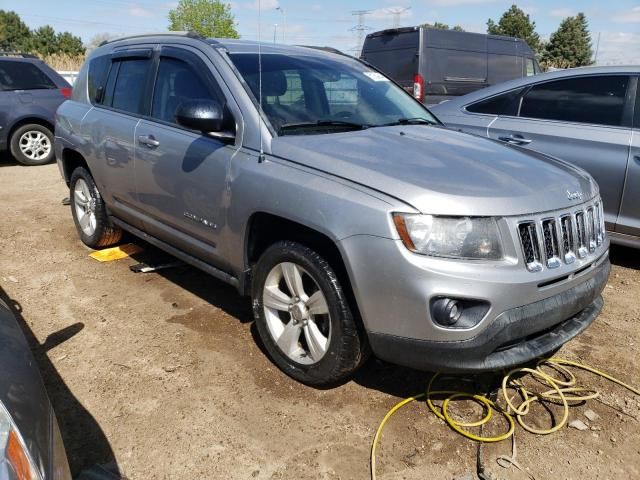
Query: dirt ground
[{"left": 1, "top": 159, "right": 639, "bottom": 480}]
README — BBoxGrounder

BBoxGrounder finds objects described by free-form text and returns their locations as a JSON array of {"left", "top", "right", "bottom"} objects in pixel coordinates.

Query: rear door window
[
  {"left": 0, "top": 61, "right": 55, "bottom": 90},
  {"left": 466, "top": 87, "right": 526, "bottom": 116},
  {"left": 519, "top": 75, "right": 630, "bottom": 127},
  {"left": 111, "top": 59, "right": 150, "bottom": 114}
]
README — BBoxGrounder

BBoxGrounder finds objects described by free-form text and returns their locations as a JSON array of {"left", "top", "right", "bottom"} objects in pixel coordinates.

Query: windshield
[{"left": 228, "top": 52, "right": 437, "bottom": 135}]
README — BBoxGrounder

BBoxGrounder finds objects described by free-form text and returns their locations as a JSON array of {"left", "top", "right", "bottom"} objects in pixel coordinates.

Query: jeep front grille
[
  {"left": 518, "top": 222, "right": 542, "bottom": 272},
  {"left": 518, "top": 199, "right": 605, "bottom": 272}
]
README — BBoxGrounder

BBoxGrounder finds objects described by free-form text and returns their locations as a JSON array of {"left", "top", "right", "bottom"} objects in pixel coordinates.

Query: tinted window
[
  {"left": 0, "top": 61, "right": 55, "bottom": 90},
  {"left": 151, "top": 57, "right": 217, "bottom": 124},
  {"left": 109, "top": 58, "right": 150, "bottom": 114},
  {"left": 467, "top": 88, "right": 525, "bottom": 116},
  {"left": 488, "top": 54, "right": 522, "bottom": 84},
  {"left": 520, "top": 75, "right": 629, "bottom": 127},
  {"left": 88, "top": 55, "right": 111, "bottom": 104}
]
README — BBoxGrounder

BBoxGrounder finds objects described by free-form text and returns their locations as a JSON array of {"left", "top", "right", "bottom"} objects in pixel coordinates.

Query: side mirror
[{"left": 176, "top": 99, "right": 225, "bottom": 133}]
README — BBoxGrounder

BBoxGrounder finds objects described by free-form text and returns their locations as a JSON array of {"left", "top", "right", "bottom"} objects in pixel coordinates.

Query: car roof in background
[{"left": 436, "top": 65, "right": 640, "bottom": 108}]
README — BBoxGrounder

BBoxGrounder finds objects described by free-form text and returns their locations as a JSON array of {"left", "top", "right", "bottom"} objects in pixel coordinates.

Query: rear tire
[
  {"left": 69, "top": 167, "right": 122, "bottom": 249},
  {"left": 252, "top": 241, "right": 367, "bottom": 386},
  {"left": 10, "top": 124, "right": 55, "bottom": 166}
]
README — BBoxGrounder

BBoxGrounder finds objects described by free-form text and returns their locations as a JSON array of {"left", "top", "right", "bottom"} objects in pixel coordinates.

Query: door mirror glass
[{"left": 176, "top": 99, "right": 225, "bottom": 133}]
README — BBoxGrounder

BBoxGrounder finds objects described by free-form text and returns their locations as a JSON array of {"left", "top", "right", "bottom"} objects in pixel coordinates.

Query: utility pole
[
  {"left": 276, "top": 6, "right": 286, "bottom": 43},
  {"left": 350, "top": 10, "right": 371, "bottom": 55},
  {"left": 593, "top": 31, "right": 601, "bottom": 65},
  {"left": 389, "top": 6, "right": 410, "bottom": 28}
]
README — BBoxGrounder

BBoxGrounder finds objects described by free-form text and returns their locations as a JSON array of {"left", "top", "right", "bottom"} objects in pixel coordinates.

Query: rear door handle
[
  {"left": 138, "top": 134, "right": 160, "bottom": 148},
  {"left": 498, "top": 135, "right": 532, "bottom": 146}
]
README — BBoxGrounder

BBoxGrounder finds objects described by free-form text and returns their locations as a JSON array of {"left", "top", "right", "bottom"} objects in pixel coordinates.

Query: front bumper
[
  {"left": 368, "top": 257, "right": 609, "bottom": 372},
  {"left": 339, "top": 230, "right": 610, "bottom": 373}
]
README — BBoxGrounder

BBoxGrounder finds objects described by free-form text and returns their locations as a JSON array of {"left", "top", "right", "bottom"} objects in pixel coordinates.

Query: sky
[{"left": 6, "top": 0, "right": 640, "bottom": 64}]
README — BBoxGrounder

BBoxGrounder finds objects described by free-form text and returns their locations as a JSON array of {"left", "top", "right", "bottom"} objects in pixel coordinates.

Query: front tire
[
  {"left": 10, "top": 124, "right": 55, "bottom": 165},
  {"left": 69, "top": 167, "right": 122, "bottom": 249},
  {"left": 252, "top": 241, "right": 367, "bottom": 386}
]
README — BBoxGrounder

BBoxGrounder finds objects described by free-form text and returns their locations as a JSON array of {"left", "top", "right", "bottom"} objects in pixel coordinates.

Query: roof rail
[
  {"left": 99, "top": 31, "right": 206, "bottom": 47},
  {"left": 0, "top": 52, "right": 39, "bottom": 59}
]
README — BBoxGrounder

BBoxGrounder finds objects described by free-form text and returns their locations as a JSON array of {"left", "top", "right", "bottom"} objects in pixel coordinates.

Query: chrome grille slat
[
  {"left": 518, "top": 221, "right": 542, "bottom": 272},
  {"left": 541, "top": 218, "right": 561, "bottom": 268},
  {"left": 587, "top": 207, "right": 596, "bottom": 253},
  {"left": 517, "top": 198, "right": 605, "bottom": 273},
  {"left": 575, "top": 211, "right": 588, "bottom": 258}
]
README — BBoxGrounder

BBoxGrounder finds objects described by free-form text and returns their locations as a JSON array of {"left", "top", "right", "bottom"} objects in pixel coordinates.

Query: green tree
[
  {"left": 487, "top": 4, "right": 541, "bottom": 54},
  {"left": 421, "top": 22, "right": 465, "bottom": 32},
  {"left": 168, "top": 0, "right": 239, "bottom": 39},
  {"left": 542, "top": 13, "right": 593, "bottom": 68},
  {"left": 0, "top": 10, "right": 32, "bottom": 52},
  {"left": 56, "top": 31, "right": 85, "bottom": 56},
  {"left": 31, "top": 25, "right": 58, "bottom": 56}
]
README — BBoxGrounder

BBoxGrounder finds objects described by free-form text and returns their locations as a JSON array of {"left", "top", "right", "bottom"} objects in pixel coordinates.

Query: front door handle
[
  {"left": 138, "top": 134, "right": 160, "bottom": 148},
  {"left": 498, "top": 134, "right": 532, "bottom": 146}
]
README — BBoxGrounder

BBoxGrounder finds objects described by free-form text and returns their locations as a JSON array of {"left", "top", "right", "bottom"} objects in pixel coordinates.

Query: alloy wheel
[
  {"left": 18, "top": 130, "right": 51, "bottom": 161},
  {"left": 262, "top": 262, "right": 331, "bottom": 365},
  {"left": 73, "top": 178, "right": 97, "bottom": 236}
]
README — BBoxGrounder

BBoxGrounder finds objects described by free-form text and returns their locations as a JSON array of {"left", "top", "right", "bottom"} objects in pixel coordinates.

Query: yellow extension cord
[{"left": 370, "top": 358, "right": 640, "bottom": 480}]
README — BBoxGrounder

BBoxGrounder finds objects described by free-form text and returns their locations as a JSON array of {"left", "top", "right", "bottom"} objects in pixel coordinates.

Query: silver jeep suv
[{"left": 55, "top": 33, "right": 610, "bottom": 386}]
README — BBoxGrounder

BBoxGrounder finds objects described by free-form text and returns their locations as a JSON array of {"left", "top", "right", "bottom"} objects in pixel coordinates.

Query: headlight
[
  {"left": 393, "top": 214, "right": 503, "bottom": 260},
  {"left": 0, "top": 401, "right": 41, "bottom": 480}
]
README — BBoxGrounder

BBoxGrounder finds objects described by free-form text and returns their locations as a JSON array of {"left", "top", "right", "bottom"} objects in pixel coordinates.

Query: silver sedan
[{"left": 431, "top": 66, "right": 640, "bottom": 248}]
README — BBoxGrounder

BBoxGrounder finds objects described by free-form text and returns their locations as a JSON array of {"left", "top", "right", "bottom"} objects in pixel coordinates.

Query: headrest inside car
[{"left": 261, "top": 70, "right": 288, "bottom": 97}]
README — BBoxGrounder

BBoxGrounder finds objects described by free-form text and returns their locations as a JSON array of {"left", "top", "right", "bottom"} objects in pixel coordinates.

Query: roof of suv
[{"left": 96, "top": 32, "right": 351, "bottom": 59}]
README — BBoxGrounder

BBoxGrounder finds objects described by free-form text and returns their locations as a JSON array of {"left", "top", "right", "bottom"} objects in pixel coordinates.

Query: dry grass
[{"left": 40, "top": 53, "right": 85, "bottom": 71}]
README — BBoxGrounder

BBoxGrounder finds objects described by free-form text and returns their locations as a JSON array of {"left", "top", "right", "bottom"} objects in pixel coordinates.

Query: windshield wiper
[
  {"left": 279, "top": 120, "right": 368, "bottom": 134},
  {"left": 377, "top": 117, "right": 437, "bottom": 127}
]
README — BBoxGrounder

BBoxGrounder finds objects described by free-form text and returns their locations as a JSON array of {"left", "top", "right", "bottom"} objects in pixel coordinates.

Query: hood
[{"left": 270, "top": 125, "right": 598, "bottom": 216}]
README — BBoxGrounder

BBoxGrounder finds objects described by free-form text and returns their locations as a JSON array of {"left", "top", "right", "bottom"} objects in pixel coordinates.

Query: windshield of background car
[{"left": 228, "top": 52, "right": 437, "bottom": 135}]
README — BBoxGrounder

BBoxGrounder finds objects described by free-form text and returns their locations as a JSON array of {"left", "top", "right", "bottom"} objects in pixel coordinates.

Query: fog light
[
  {"left": 430, "top": 297, "right": 490, "bottom": 329},
  {"left": 432, "top": 298, "right": 463, "bottom": 326}
]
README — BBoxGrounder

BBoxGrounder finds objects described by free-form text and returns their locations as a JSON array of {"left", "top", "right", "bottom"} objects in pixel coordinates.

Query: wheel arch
[
  {"left": 59, "top": 148, "right": 90, "bottom": 186},
  {"left": 8, "top": 116, "right": 55, "bottom": 145},
  {"left": 244, "top": 212, "right": 363, "bottom": 324}
]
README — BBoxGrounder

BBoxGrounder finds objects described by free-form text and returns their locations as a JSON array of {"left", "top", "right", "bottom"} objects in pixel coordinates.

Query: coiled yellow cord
[{"left": 370, "top": 357, "right": 640, "bottom": 480}]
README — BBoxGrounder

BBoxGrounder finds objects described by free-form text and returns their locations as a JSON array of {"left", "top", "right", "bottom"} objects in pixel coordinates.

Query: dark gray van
[{"left": 361, "top": 27, "right": 541, "bottom": 105}]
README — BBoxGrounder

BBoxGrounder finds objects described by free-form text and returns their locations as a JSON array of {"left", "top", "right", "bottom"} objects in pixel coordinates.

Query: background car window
[
  {"left": 488, "top": 55, "right": 521, "bottom": 85},
  {"left": 525, "top": 59, "right": 535, "bottom": 76},
  {"left": 151, "top": 57, "right": 217, "bottom": 124},
  {"left": 109, "top": 58, "right": 150, "bottom": 114},
  {"left": 466, "top": 88, "right": 525, "bottom": 116},
  {"left": 519, "top": 75, "right": 629, "bottom": 127},
  {"left": 0, "top": 61, "right": 55, "bottom": 90}
]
